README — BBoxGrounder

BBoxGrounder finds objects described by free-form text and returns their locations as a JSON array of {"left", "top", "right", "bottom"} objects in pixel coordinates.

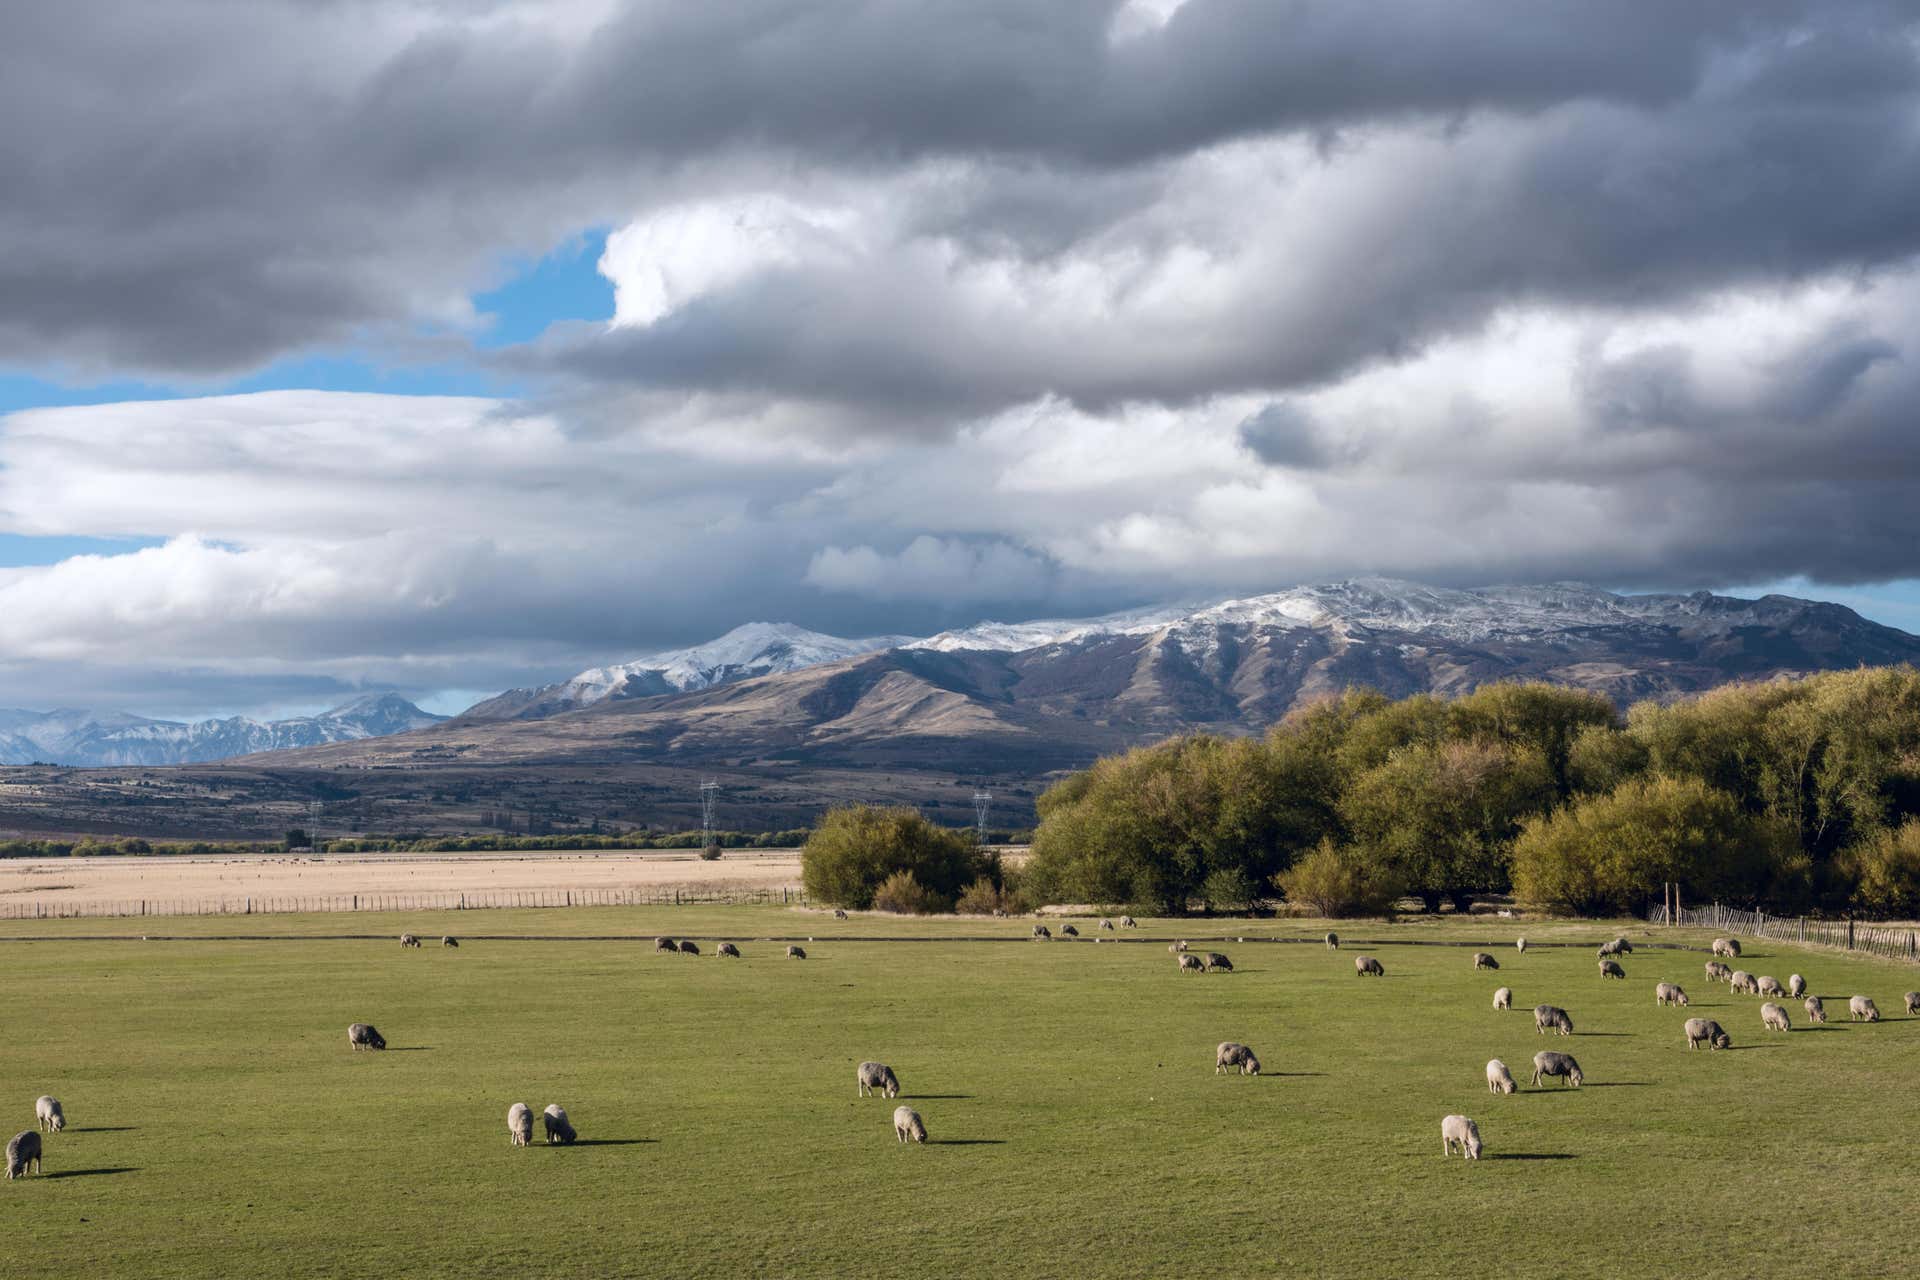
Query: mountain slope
[
  {"left": 247, "top": 579, "right": 1920, "bottom": 778},
  {"left": 0, "top": 694, "right": 445, "bottom": 767},
  {"left": 460, "top": 622, "right": 912, "bottom": 720}
]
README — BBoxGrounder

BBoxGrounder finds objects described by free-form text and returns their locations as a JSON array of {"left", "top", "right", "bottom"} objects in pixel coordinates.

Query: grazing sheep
[
  {"left": 833, "top": 909, "right": 848, "bottom": 919},
  {"left": 1804, "top": 995, "right": 1826, "bottom": 1023},
  {"left": 1215, "top": 1042, "right": 1261, "bottom": 1075},
  {"left": 1756, "top": 975, "right": 1786, "bottom": 998},
  {"left": 893, "top": 1106, "right": 927, "bottom": 1144},
  {"left": 1907, "top": 992, "right": 1920, "bottom": 1016},
  {"left": 1728, "top": 970, "right": 1758, "bottom": 995},
  {"left": 5, "top": 1130, "right": 41, "bottom": 1179},
  {"left": 1178, "top": 954, "right": 1204, "bottom": 972},
  {"left": 1760, "top": 1002, "right": 1791, "bottom": 1033},
  {"left": 1684, "top": 1017, "right": 1731, "bottom": 1050},
  {"left": 678, "top": 940, "right": 701, "bottom": 956},
  {"left": 347, "top": 1022, "right": 386, "bottom": 1051},
  {"left": 1533, "top": 1005, "right": 1573, "bottom": 1036},
  {"left": 858, "top": 1062, "right": 901, "bottom": 1099},
  {"left": 507, "top": 1102, "right": 533, "bottom": 1146},
  {"left": 1120, "top": 916, "right": 1138, "bottom": 928},
  {"left": 1655, "top": 982, "right": 1690, "bottom": 1007},
  {"left": 441, "top": 936, "right": 458, "bottom": 948},
  {"left": 786, "top": 945, "right": 806, "bottom": 959},
  {"left": 33, "top": 1097, "right": 62, "bottom": 1134},
  {"left": 1032, "top": 925, "right": 1052, "bottom": 940},
  {"left": 1598, "top": 938, "right": 1630, "bottom": 958},
  {"left": 1849, "top": 995, "right": 1880, "bottom": 1022},
  {"left": 1493, "top": 986, "right": 1513, "bottom": 1011},
  {"left": 1060, "top": 924, "right": 1079, "bottom": 937},
  {"left": 655, "top": 936, "right": 677, "bottom": 953},
  {"left": 1203, "top": 952, "right": 1233, "bottom": 973},
  {"left": 1531, "top": 1050, "right": 1584, "bottom": 1088},
  {"left": 1712, "top": 937, "right": 1741, "bottom": 958},
  {"left": 1169, "top": 940, "right": 1189, "bottom": 953},
  {"left": 1354, "top": 955, "right": 1384, "bottom": 977},
  {"left": 542, "top": 1104, "right": 577, "bottom": 1144},
  {"left": 400, "top": 933, "right": 421, "bottom": 948},
  {"left": 1486, "top": 1059, "right": 1517, "bottom": 1094},
  {"left": 1099, "top": 919, "right": 1114, "bottom": 931},
  {"left": 1473, "top": 952, "right": 1499, "bottom": 971},
  {"left": 1516, "top": 937, "right": 1527, "bottom": 953},
  {"left": 1325, "top": 932, "right": 1339, "bottom": 950},
  {"left": 1704, "top": 960, "right": 1731, "bottom": 983},
  {"left": 717, "top": 941, "right": 741, "bottom": 958},
  {"left": 1599, "top": 959, "right": 1625, "bottom": 979},
  {"left": 1440, "top": 1114, "right": 1482, "bottom": 1160}
]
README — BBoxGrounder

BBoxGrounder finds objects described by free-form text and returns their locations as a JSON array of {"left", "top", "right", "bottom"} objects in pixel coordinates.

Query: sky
[{"left": 5, "top": 0, "right": 1920, "bottom": 720}]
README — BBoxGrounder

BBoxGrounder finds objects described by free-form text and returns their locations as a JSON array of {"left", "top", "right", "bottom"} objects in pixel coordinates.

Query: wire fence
[
  {"left": 1664, "top": 902, "right": 1920, "bottom": 964},
  {"left": 0, "top": 885, "right": 809, "bottom": 921}
]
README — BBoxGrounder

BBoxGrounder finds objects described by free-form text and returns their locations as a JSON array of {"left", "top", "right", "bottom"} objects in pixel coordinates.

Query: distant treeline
[
  {"left": 0, "top": 829, "right": 814, "bottom": 858},
  {"left": 1023, "top": 666, "right": 1920, "bottom": 919}
]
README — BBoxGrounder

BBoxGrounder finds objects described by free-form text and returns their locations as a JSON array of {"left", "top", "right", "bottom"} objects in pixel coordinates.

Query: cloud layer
[{"left": 4, "top": 2, "right": 1920, "bottom": 713}]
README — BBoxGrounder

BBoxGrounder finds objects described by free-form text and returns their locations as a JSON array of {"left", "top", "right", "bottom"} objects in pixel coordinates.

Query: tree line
[{"left": 1012, "top": 666, "right": 1920, "bottom": 918}]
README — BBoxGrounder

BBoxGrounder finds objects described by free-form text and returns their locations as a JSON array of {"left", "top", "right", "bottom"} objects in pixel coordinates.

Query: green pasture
[{"left": 1, "top": 907, "right": 1916, "bottom": 1278}]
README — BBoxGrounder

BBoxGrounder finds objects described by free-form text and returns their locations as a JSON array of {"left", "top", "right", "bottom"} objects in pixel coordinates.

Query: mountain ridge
[{"left": 0, "top": 693, "right": 446, "bottom": 767}]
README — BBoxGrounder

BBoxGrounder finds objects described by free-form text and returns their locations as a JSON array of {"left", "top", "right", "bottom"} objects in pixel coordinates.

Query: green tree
[
  {"left": 1836, "top": 818, "right": 1920, "bottom": 919},
  {"left": 800, "top": 806, "right": 984, "bottom": 910},
  {"left": 1273, "top": 838, "right": 1402, "bottom": 917}
]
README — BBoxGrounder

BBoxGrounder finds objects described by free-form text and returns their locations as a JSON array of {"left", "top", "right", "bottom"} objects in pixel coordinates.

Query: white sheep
[
  {"left": 1849, "top": 995, "right": 1880, "bottom": 1022},
  {"left": 1531, "top": 1050, "right": 1583, "bottom": 1087},
  {"left": 1756, "top": 975, "right": 1786, "bottom": 998},
  {"left": 34, "top": 1097, "right": 63, "bottom": 1134},
  {"left": 1440, "top": 1114, "right": 1482, "bottom": 1159},
  {"left": 1169, "top": 940, "right": 1189, "bottom": 953},
  {"left": 1704, "top": 960, "right": 1731, "bottom": 983},
  {"left": 542, "top": 1104, "right": 577, "bottom": 1144},
  {"left": 1120, "top": 916, "right": 1138, "bottom": 928},
  {"left": 1760, "top": 1002, "right": 1791, "bottom": 1033},
  {"left": 1728, "top": 970, "right": 1757, "bottom": 995},
  {"left": 1684, "top": 1017, "right": 1731, "bottom": 1050},
  {"left": 1533, "top": 1004, "right": 1573, "bottom": 1036},
  {"left": 1485, "top": 1059, "right": 1516, "bottom": 1095},
  {"left": 1907, "top": 992, "right": 1920, "bottom": 1016},
  {"left": 5, "top": 1130, "right": 40, "bottom": 1179},
  {"left": 1804, "top": 995, "right": 1826, "bottom": 1023},
  {"left": 1032, "top": 925, "right": 1051, "bottom": 941},
  {"left": 347, "top": 1022, "right": 386, "bottom": 1051},
  {"left": 1214, "top": 1042, "right": 1261, "bottom": 1075},
  {"left": 1098, "top": 919, "right": 1114, "bottom": 931},
  {"left": 1178, "top": 954, "right": 1204, "bottom": 972},
  {"left": 1788, "top": 974, "right": 1806, "bottom": 999},
  {"left": 1655, "top": 982, "right": 1689, "bottom": 1007},
  {"left": 1492, "top": 986, "right": 1512, "bottom": 1011},
  {"left": 400, "top": 933, "right": 420, "bottom": 948},
  {"left": 717, "top": 941, "right": 741, "bottom": 958},
  {"left": 787, "top": 944, "right": 807, "bottom": 959},
  {"left": 507, "top": 1102, "right": 533, "bottom": 1146},
  {"left": 1598, "top": 959, "right": 1625, "bottom": 979},
  {"left": 1203, "top": 952, "right": 1233, "bottom": 973},
  {"left": 1473, "top": 952, "right": 1499, "bottom": 971},
  {"left": 858, "top": 1062, "right": 900, "bottom": 1099},
  {"left": 1712, "top": 937, "right": 1741, "bottom": 958},
  {"left": 893, "top": 1106, "right": 927, "bottom": 1143},
  {"left": 1354, "top": 955, "right": 1384, "bottom": 977},
  {"left": 1515, "top": 937, "right": 1527, "bottom": 953}
]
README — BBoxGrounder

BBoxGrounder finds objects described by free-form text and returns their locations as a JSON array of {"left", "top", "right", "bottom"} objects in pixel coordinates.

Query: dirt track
[{"left": 0, "top": 848, "right": 804, "bottom": 909}]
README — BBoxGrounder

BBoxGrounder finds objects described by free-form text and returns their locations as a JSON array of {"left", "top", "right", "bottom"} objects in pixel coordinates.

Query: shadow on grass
[
  {"left": 1798, "top": 1024, "right": 1846, "bottom": 1032},
  {"left": 1582, "top": 1082, "right": 1650, "bottom": 1088},
  {"left": 558, "top": 1139, "right": 655, "bottom": 1147},
  {"left": 1725, "top": 1044, "right": 1781, "bottom": 1051},
  {"left": 386, "top": 1047, "right": 433, "bottom": 1052},
  {"left": 1577, "top": 1032, "right": 1632, "bottom": 1038},
  {"left": 45, "top": 1167, "right": 139, "bottom": 1179},
  {"left": 929, "top": 1139, "right": 1004, "bottom": 1146},
  {"left": 907, "top": 1094, "right": 974, "bottom": 1100},
  {"left": 1265, "top": 1072, "right": 1327, "bottom": 1078},
  {"left": 70, "top": 1126, "right": 137, "bottom": 1133},
  {"left": 1488, "top": 1153, "right": 1575, "bottom": 1161}
]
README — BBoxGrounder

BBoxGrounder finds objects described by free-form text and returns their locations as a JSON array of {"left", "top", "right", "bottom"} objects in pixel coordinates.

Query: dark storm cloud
[{"left": 1, "top": 0, "right": 1900, "bottom": 377}]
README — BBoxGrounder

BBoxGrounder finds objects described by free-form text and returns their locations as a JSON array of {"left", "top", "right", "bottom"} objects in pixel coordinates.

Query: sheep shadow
[
  {"left": 45, "top": 1167, "right": 139, "bottom": 1179},
  {"left": 385, "top": 1046, "right": 433, "bottom": 1052},
  {"left": 1576, "top": 1032, "right": 1632, "bottom": 1037},
  {"left": 1488, "top": 1153, "right": 1575, "bottom": 1161},
  {"left": 1264, "top": 1071, "right": 1326, "bottom": 1078},
  {"left": 561, "top": 1139, "right": 655, "bottom": 1147},
  {"left": 929, "top": 1139, "right": 1004, "bottom": 1146},
  {"left": 1797, "top": 1024, "right": 1846, "bottom": 1032},
  {"left": 1724, "top": 1044, "right": 1781, "bottom": 1051},
  {"left": 1581, "top": 1082, "right": 1650, "bottom": 1088},
  {"left": 906, "top": 1094, "right": 974, "bottom": 1100},
  {"left": 70, "top": 1126, "right": 138, "bottom": 1133}
]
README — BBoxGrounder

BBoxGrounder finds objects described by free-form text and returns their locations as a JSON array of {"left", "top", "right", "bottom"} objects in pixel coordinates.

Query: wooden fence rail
[
  {"left": 1, "top": 886, "right": 809, "bottom": 921},
  {"left": 1663, "top": 902, "right": 1920, "bottom": 964}
]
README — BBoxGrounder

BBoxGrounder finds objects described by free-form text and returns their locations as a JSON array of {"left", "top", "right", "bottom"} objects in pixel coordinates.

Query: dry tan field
[{"left": 0, "top": 847, "right": 804, "bottom": 910}]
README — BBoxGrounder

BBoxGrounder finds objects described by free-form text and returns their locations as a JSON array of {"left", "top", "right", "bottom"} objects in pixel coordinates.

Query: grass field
[{"left": 2, "top": 908, "right": 1917, "bottom": 1278}]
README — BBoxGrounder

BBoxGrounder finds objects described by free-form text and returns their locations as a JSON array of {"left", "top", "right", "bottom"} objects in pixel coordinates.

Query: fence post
[{"left": 1848, "top": 918, "right": 1855, "bottom": 950}]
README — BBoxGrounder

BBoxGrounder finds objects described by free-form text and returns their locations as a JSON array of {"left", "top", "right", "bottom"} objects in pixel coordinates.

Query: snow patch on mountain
[{"left": 0, "top": 693, "right": 445, "bottom": 767}]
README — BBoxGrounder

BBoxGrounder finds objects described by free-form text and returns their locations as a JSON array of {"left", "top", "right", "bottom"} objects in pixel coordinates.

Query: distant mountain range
[
  {"left": 249, "top": 579, "right": 1920, "bottom": 777},
  {"left": 0, "top": 694, "right": 445, "bottom": 767}
]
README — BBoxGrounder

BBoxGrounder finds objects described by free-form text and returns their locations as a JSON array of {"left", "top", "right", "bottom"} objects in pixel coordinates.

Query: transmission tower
[
  {"left": 972, "top": 789, "right": 992, "bottom": 846},
  {"left": 700, "top": 779, "right": 719, "bottom": 848}
]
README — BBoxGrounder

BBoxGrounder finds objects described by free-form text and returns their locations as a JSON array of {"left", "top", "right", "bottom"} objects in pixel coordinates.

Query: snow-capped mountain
[
  {"left": 0, "top": 694, "right": 445, "bottom": 767},
  {"left": 458, "top": 623, "right": 913, "bottom": 721}
]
